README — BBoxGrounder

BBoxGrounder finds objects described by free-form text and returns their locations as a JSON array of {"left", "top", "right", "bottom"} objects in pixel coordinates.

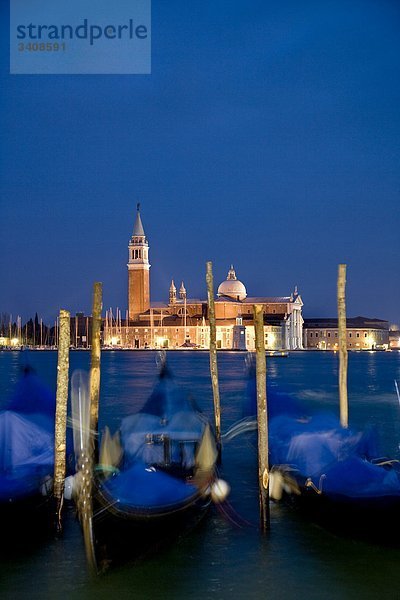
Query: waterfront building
[
  {"left": 389, "top": 325, "right": 400, "bottom": 350},
  {"left": 303, "top": 317, "right": 389, "bottom": 350},
  {"left": 0, "top": 335, "right": 12, "bottom": 348},
  {"left": 104, "top": 207, "right": 304, "bottom": 350}
]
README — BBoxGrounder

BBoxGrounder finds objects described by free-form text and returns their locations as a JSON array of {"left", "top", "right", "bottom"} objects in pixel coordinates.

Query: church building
[{"left": 104, "top": 207, "right": 304, "bottom": 350}]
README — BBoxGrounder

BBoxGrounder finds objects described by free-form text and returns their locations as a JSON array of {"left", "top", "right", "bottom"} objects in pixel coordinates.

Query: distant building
[
  {"left": 103, "top": 207, "right": 304, "bottom": 350},
  {"left": 303, "top": 317, "right": 389, "bottom": 350},
  {"left": 0, "top": 335, "right": 12, "bottom": 347},
  {"left": 389, "top": 325, "right": 400, "bottom": 350}
]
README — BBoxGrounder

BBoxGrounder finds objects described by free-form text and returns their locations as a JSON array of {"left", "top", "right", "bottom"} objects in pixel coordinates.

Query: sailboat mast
[
  {"left": 17, "top": 316, "right": 21, "bottom": 344},
  {"left": 150, "top": 307, "right": 154, "bottom": 349}
]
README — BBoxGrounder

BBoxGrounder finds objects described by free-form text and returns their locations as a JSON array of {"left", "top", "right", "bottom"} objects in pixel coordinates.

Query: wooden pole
[
  {"left": 337, "top": 264, "right": 348, "bottom": 428},
  {"left": 90, "top": 282, "right": 102, "bottom": 456},
  {"left": 53, "top": 309, "right": 70, "bottom": 533},
  {"left": 79, "top": 283, "right": 102, "bottom": 574},
  {"left": 206, "top": 261, "right": 221, "bottom": 454},
  {"left": 253, "top": 304, "right": 270, "bottom": 532}
]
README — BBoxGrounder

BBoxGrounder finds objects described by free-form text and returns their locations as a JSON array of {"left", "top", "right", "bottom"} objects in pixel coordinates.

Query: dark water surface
[{"left": 1, "top": 350, "right": 400, "bottom": 599}]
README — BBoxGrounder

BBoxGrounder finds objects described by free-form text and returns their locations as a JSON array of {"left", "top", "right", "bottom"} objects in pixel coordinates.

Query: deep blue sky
[{"left": 1, "top": 0, "right": 399, "bottom": 324}]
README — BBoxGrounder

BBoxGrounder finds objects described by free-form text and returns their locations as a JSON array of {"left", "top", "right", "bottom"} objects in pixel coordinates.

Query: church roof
[
  {"left": 215, "top": 296, "right": 242, "bottom": 304},
  {"left": 244, "top": 296, "right": 291, "bottom": 303},
  {"left": 175, "top": 298, "right": 203, "bottom": 304}
]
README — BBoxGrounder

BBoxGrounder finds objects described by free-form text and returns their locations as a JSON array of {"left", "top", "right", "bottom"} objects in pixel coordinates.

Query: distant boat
[
  {"left": 72, "top": 356, "right": 221, "bottom": 571},
  {"left": 179, "top": 340, "right": 201, "bottom": 349},
  {"left": 266, "top": 350, "right": 289, "bottom": 357}
]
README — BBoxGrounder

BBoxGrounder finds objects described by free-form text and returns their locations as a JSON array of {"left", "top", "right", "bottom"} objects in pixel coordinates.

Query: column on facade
[
  {"left": 297, "top": 309, "right": 304, "bottom": 349},
  {"left": 289, "top": 311, "right": 294, "bottom": 350}
]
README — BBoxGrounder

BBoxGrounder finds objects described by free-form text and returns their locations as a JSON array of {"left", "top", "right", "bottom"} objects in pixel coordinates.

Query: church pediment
[{"left": 292, "top": 295, "right": 303, "bottom": 307}]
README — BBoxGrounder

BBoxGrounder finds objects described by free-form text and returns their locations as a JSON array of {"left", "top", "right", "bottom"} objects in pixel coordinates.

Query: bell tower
[{"left": 128, "top": 204, "right": 150, "bottom": 321}]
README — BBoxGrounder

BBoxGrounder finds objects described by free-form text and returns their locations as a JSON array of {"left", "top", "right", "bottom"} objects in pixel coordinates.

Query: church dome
[{"left": 217, "top": 265, "right": 247, "bottom": 301}]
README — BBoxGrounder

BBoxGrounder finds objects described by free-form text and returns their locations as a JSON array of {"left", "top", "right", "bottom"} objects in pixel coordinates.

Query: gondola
[
  {"left": 0, "top": 367, "right": 56, "bottom": 546},
  {"left": 244, "top": 359, "right": 400, "bottom": 543},
  {"left": 71, "top": 357, "right": 220, "bottom": 571},
  {"left": 267, "top": 393, "right": 400, "bottom": 541}
]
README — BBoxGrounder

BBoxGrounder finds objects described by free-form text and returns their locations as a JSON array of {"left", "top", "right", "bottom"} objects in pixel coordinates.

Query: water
[{"left": 1, "top": 350, "right": 400, "bottom": 599}]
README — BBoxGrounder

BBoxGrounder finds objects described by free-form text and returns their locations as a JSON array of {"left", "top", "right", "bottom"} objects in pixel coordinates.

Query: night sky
[{"left": 1, "top": 1, "right": 399, "bottom": 325}]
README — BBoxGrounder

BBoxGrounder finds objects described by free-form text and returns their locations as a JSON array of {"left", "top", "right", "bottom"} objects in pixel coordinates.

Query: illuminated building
[
  {"left": 104, "top": 207, "right": 304, "bottom": 350},
  {"left": 303, "top": 317, "right": 389, "bottom": 350}
]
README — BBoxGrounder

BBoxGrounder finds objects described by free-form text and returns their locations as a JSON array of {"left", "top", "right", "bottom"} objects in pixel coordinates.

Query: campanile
[{"left": 127, "top": 204, "right": 150, "bottom": 320}]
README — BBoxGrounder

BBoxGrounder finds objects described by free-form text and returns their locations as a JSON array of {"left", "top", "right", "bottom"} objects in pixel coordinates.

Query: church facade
[{"left": 104, "top": 207, "right": 304, "bottom": 350}]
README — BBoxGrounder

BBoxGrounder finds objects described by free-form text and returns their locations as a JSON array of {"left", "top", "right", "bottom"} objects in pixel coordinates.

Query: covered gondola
[
  {"left": 244, "top": 359, "right": 400, "bottom": 542},
  {"left": 71, "top": 358, "right": 219, "bottom": 570},
  {"left": 0, "top": 367, "right": 56, "bottom": 544}
]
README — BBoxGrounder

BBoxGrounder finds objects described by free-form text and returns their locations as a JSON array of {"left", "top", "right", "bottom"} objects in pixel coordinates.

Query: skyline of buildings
[
  {"left": 1, "top": 205, "right": 397, "bottom": 351},
  {"left": 121, "top": 206, "right": 304, "bottom": 350}
]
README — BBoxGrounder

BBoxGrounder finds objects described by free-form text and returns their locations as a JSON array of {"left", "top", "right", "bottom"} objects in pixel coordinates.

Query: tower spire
[
  {"left": 169, "top": 280, "right": 177, "bottom": 304},
  {"left": 179, "top": 281, "right": 187, "bottom": 300},
  {"left": 132, "top": 205, "right": 145, "bottom": 237}
]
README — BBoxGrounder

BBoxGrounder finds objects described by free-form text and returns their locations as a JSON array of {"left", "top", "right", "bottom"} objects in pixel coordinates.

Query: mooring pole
[
  {"left": 253, "top": 304, "right": 270, "bottom": 532},
  {"left": 79, "top": 282, "right": 102, "bottom": 574},
  {"left": 206, "top": 261, "right": 221, "bottom": 457},
  {"left": 337, "top": 264, "right": 348, "bottom": 428},
  {"left": 90, "top": 282, "right": 102, "bottom": 459},
  {"left": 53, "top": 308, "right": 70, "bottom": 533}
]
